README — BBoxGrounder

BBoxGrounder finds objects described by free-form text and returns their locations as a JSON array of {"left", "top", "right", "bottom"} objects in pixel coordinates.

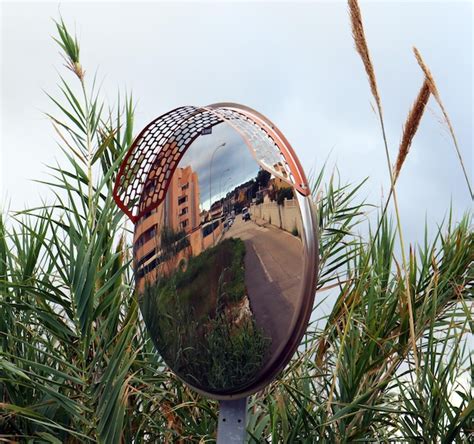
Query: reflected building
[
  {"left": 165, "top": 165, "right": 200, "bottom": 234},
  {"left": 134, "top": 163, "right": 229, "bottom": 292},
  {"left": 134, "top": 165, "right": 201, "bottom": 291}
]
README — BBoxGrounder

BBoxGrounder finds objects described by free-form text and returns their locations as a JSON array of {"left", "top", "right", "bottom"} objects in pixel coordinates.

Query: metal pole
[{"left": 217, "top": 398, "right": 248, "bottom": 444}]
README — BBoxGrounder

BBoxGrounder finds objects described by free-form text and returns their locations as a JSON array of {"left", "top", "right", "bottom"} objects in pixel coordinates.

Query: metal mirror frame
[{"left": 113, "top": 103, "right": 319, "bottom": 400}]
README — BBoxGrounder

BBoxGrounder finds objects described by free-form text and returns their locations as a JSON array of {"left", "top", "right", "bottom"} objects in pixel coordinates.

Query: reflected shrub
[{"left": 140, "top": 237, "right": 271, "bottom": 391}]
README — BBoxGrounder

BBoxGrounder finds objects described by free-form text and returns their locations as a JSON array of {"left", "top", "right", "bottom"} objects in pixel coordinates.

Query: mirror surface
[{"left": 134, "top": 124, "right": 307, "bottom": 395}]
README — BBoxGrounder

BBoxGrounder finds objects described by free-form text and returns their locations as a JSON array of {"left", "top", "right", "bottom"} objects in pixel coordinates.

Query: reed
[
  {"left": 54, "top": 18, "right": 84, "bottom": 81},
  {"left": 393, "top": 79, "right": 431, "bottom": 182},
  {"left": 348, "top": 0, "right": 381, "bottom": 114}
]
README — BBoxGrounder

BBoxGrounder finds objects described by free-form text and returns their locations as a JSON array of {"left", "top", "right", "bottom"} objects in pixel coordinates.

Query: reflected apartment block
[
  {"left": 165, "top": 166, "right": 200, "bottom": 233},
  {"left": 134, "top": 165, "right": 201, "bottom": 291}
]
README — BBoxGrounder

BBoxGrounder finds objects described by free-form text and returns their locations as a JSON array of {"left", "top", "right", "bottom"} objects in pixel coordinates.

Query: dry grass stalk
[
  {"left": 413, "top": 47, "right": 473, "bottom": 198},
  {"left": 161, "top": 401, "right": 184, "bottom": 443},
  {"left": 394, "top": 79, "right": 431, "bottom": 182},
  {"left": 348, "top": 0, "right": 382, "bottom": 113},
  {"left": 413, "top": 47, "right": 439, "bottom": 100}
]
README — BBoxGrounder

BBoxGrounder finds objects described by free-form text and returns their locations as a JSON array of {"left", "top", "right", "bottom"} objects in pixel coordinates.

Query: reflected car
[{"left": 223, "top": 218, "right": 232, "bottom": 230}]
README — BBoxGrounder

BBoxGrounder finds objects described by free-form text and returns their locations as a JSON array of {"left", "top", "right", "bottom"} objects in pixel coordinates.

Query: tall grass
[{"left": 1, "top": 4, "right": 472, "bottom": 443}]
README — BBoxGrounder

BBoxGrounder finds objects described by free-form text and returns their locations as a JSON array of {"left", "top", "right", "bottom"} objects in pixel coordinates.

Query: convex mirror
[{"left": 114, "top": 103, "right": 318, "bottom": 399}]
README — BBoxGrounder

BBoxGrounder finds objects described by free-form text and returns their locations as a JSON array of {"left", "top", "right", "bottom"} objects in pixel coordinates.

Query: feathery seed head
[
  {"left": 394, "top": 79, "right": 431, "bottom": 182},
  {"left": 348, "top": 0, "right": 381, "bottom": 113}
]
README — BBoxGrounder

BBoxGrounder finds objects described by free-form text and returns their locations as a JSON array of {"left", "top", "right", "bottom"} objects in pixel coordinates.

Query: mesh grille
[{"left": 114, "top": 104, "right": 308, "bottom": 223}]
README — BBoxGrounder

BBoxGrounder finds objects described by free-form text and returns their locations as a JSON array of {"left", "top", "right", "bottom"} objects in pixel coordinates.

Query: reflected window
[
  {"left": 136, "top": 249, "right": 156, "bottom": 269},
  {"left": 135, "top": 225, "right": 157, "bottom": 249},
  {"left": 144, "top": 179, "right": 157, "bottom": 196}
]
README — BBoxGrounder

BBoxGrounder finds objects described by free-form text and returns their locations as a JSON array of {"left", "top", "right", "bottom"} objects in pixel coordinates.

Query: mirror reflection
[{"left": 134, "top": 124, "right": 305, "bottom": 393}]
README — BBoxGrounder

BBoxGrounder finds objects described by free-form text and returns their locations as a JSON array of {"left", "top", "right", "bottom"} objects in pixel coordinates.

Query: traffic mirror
[{"left": 114, "top": 103, "right": 318, "bottom": 399}]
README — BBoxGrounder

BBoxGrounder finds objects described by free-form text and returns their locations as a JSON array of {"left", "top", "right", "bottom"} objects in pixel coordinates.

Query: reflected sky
[{"left": 179, "top": 123, "right": 259, "bottom": 210}]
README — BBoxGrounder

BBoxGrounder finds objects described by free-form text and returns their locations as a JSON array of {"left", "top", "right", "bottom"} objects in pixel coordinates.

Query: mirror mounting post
[{"left": 217, "top": 398, "right": 248, "bottom": 443}]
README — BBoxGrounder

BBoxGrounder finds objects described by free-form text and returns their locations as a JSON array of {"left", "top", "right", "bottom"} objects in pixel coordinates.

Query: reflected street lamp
[{"left": 223, "top": 182, "right": 235, "bottom": 215}]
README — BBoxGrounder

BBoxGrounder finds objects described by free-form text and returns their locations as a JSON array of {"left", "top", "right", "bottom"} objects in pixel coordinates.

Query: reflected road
[{"left": 223, "top": 215, "right": 303, "bottom": 357}]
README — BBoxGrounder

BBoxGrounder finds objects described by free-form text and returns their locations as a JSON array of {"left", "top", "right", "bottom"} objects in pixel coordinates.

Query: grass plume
[
  {"left": 54, "top": 18, "right": 84, "bottom": 81},
  {"left": 348, "top": 0, "right": 381, "bottom": 113},
  {"left": 394, "top": 79, "right": 431, "bottom": 182}
]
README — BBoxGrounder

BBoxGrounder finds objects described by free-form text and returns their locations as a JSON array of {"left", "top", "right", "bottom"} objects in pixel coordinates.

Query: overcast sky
[{"left": 1, "top": 0, "right": 472, "bottom": 247}]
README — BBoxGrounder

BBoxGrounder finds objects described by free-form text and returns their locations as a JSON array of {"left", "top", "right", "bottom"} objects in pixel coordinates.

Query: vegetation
[
  {"left": 142, "top": 283, "right": 270, "bottom": 393},
  {"left": 1, "top": 3, "right": 472, "bottom": 443},
  {"left": 160, "top": 227, "right": 190, "bottom": 259},
  {"left": 275, "top": 187, "right": 294, "bottom": 206},
  {"left": 251, "top": 169, "right": 272, "bottom": 199},
  {"left": 141, "top": 237, "right": 270, "bottom": 392},
  {"left": 153, "top": 237, "right": 246, "bottom": 312}
]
